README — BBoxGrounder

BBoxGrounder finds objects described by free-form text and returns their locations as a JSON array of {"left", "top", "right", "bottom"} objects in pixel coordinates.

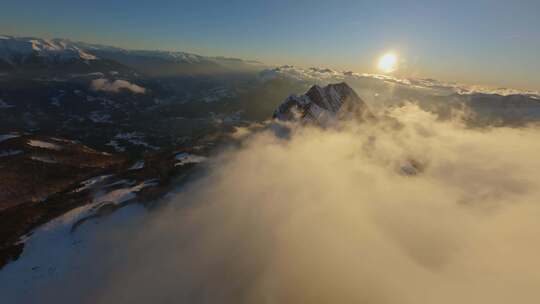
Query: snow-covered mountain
[
  {"left": 0, "top": 35, "right": 263, "bottom": 76},
  {"left": 0, "top": 35, "right": 97, "bottom": 66},
  {"left": 274, "top": 82, "right": 373, "bottom": 125}
]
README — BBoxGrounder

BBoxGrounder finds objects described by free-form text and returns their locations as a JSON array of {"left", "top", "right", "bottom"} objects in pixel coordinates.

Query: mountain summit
[{"left": 273, "top": 82, "right": 373, "bottom": 125}]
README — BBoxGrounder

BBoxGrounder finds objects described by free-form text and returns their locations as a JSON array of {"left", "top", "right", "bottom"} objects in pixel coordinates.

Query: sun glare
[{"left": 378, "top": 53, "right": 398, "bottom": 73}]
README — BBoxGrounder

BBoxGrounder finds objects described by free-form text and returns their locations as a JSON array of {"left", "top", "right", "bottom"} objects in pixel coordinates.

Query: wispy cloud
[{"left": 90, "top": 78, "right": 146, "bottom": 94}]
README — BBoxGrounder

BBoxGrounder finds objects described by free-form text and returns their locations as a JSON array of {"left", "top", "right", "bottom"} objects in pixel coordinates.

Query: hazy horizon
[{"left": 2, "top": 0, "right": 539, "bottom": 91}]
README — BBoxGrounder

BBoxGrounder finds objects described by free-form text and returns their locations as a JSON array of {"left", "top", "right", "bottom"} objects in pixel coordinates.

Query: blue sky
[{"left": 2, "top": 0, "right": 539, "bottom": 90}]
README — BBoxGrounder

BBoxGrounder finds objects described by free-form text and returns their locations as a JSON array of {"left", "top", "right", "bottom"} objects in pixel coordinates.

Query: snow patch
[
  {"left": 92, "top": 179, "right": 159, "bottom": 205},
  {"left": 27, "top": 140, "right": 62, "bottom": 150},
  {"left": 129, "top": 160, "right": 145, "bottom": 170},
  {"left": 106, "top": 140, "right": 125, "bottom": 152},
  {"left": 30, "top": 155, "right": 58, "bottom": 164},
  {"left": 108, "top": 132, "right": 159, "bottom": 151},
  {"left": 174, "top": 152, "right": 207, "bottom": 167},
  {"left": 74, "top": 175, "right": 114, "bottom": 193}
]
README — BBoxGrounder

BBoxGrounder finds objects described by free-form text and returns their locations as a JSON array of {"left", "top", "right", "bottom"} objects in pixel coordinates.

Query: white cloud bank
[
  {"left": 5, "top": 105, "right": 540, "bottom": 304},
  {"left": 261, "top": 65, "right": 540, "bottom": 97},
  {"left": 90, "top": 78, "right": 146, "bottom": 94}
]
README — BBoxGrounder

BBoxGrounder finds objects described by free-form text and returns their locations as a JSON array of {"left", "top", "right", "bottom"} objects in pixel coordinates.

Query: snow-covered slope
[
  {"left": 274, "top": 82, "right": 373, "bottom": 125},
  {"left": 0, "top": 35, "right": 97, "bottom": 66},
  {"left": 0, "top": 35, "right": 263, "bottom": 75}
]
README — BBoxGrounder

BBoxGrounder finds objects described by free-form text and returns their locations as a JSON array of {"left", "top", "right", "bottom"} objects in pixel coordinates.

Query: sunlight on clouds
[{"left": 75, "top": 105, "right": 540, "bottom": 304}]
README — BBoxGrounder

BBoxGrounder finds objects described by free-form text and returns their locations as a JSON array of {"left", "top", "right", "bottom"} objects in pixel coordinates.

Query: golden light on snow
[{"left": 377, "top": 53, "right": 398, "bottom": 73}]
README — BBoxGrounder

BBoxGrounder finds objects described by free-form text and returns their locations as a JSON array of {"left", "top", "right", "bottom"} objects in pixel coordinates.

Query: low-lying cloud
[
  {"left": 261, "top": 65, "right": 540, "bottom": 97},
  {"left": 91, "top": 78, "right": 146, "bottom": 94},
  {"left": 36, "top": 105, "right": 540, "bottom": 303}
]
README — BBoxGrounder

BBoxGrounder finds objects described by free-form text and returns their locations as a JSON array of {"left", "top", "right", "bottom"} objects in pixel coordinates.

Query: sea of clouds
[{"left": 8, "top": 103, "right": 540, "bottom": 304}]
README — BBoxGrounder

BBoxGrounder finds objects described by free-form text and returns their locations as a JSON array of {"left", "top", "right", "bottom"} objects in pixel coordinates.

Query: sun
[{"left": 377, "top": 53, "right": 398, "bottom": 73}]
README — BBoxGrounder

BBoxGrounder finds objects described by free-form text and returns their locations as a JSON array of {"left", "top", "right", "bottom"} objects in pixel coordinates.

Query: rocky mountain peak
[{"left": 273, "top": 82, "right": 373, "bottom": 125}]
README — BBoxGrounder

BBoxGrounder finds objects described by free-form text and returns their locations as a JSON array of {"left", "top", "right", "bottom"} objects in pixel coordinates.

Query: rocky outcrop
[{"left": 273, "top": 82, "right": 373, "bottom": 125}]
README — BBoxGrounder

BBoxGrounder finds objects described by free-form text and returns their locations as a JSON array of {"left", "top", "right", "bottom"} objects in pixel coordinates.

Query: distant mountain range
[{"left": 0, "top": 35, "right": 265, "bottom": 77}]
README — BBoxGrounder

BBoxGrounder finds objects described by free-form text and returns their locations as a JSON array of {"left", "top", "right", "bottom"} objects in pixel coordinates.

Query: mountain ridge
[
  {"left": 274, "top": 82, "right": 373, "bottom": 125},
  {"left": 0, "top": 35, "right": 264, "bottom": 76}
]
